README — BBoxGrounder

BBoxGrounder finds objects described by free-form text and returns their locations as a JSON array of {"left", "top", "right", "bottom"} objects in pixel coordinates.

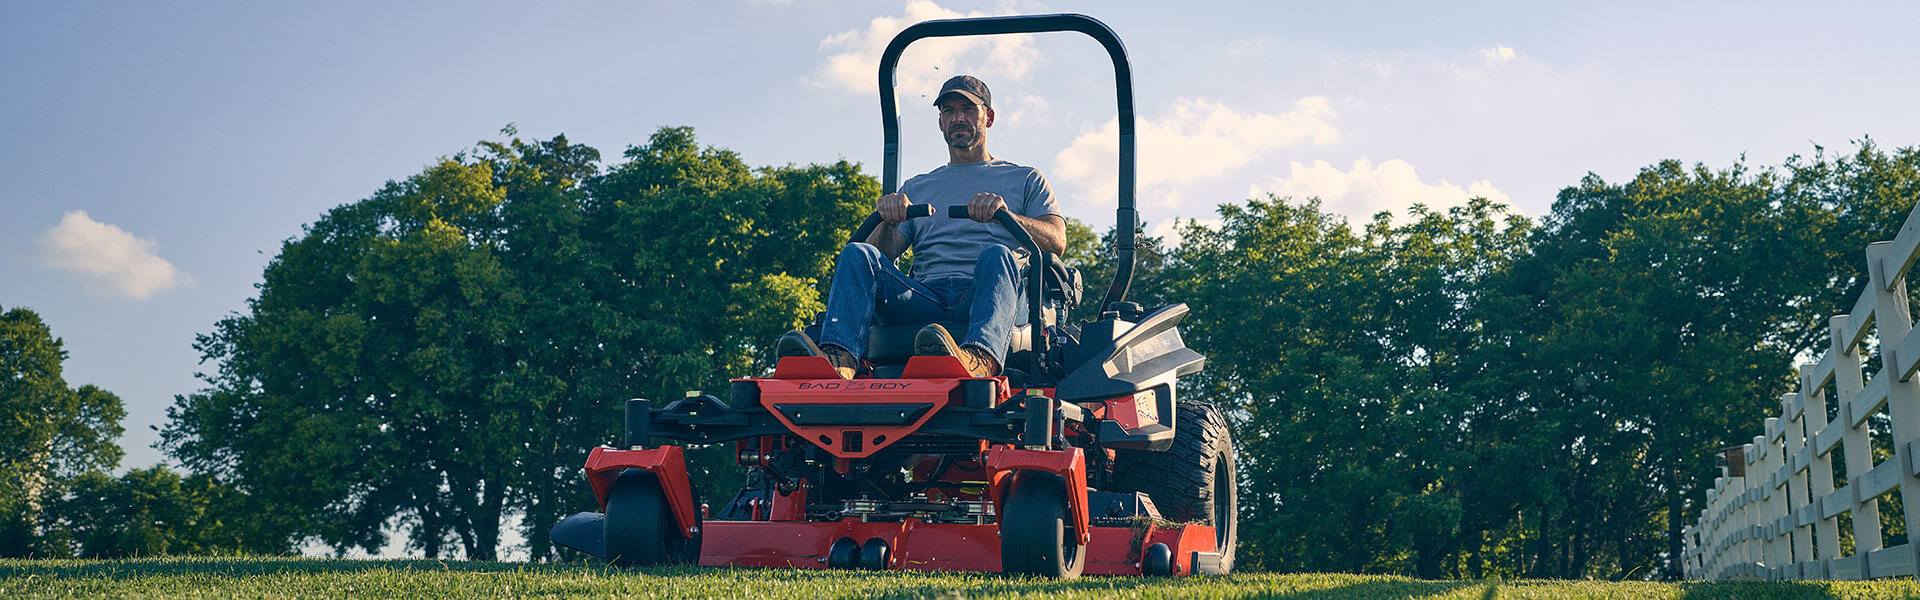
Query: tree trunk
[
  {"left": 1527, "top": 507, "right": 1553, "bottom": 577},
  {"left": 1665, "top": 466, "right": 1685, "bottom": 580},
  {"left": 417, "top": 502, "right": 442, "bottom": 559},
  {"left": 446, "top": 469, "right": 479, "bottom": 559},
  {"left": 470, "top": 478, "right": 503, "bottom": 561},
  {"left": 1415, "top": 540, "right": 1443, "bottom": 579},
  {"left": 1569, "top": 516, "right": 1590, "bottom": 577},
  {"left": 1467, "top": 529, "right": 1485, "bottom": 579},
  {"left": 526, "top": 469, "right": 557, "bottom": 562}
]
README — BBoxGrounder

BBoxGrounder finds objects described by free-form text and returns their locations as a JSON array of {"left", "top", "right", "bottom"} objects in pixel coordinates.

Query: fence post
[
  {"left": 1709, "top": 477, "right": 1729, "bottom": 578},
  {"left": 1721, "top": 471, "right": 1738, "bottom": 579},
  {"left": 1810, "top": 329, "right": 1842, "bottom": 575},
  {"left": 1782, "top": 393, "right": 1816, "bottom": 579},
  {"left": 1866, "top": 240, "right": 1920, "bottom": 577},
  {"left": 1835, "top": 304, "right": 1882, "bottom": 579},
  {"left": 1712, "top": 482, "right": 1728, "bottom": 576},
  {"left": 1745, "top": 438, "right": 1764, "bottom": 577},
  {"left": 1763, "top": 419, "right": 1791, "bottom": 578}
]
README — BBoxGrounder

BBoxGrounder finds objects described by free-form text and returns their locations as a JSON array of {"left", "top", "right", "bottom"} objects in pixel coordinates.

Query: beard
[{"left": 944, "top": 127, "right": 979, "bottom": 149}]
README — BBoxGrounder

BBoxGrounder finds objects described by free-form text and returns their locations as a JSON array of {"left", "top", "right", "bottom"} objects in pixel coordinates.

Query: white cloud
[
  {"left": 1251, "top": 159, "right": 1509, "bottom": 222},
  {"left": 1052, "top": 96, "right": 1340, "bottom": 209},
  {"left": 1473, "top": 45, "right": 1517, "bottom": 63},
  {"left": 999, "top": 93, "right": 1050, "bottom": 126},
  {"left": 811, "top": 1, "right": 1040, "bottom": 101},
  {"left": 1143, "top": 216, "right": 1221, "bottom": 252},
  {"left": 1301, "top": 43, "right": 1572, "bottom": 217},
  {"left": 38, "top": 210, "right": 192, "bottom": 300}
]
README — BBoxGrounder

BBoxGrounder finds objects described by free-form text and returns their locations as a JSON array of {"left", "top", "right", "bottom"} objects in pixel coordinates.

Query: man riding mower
[{"left": 549, "top": 13, "right": 1237, "bottom": 579}]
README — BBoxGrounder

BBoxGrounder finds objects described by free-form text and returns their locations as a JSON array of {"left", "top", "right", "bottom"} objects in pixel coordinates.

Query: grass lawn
[{"left": 6, "top": 556, "right": 1920, "bottom": 599}]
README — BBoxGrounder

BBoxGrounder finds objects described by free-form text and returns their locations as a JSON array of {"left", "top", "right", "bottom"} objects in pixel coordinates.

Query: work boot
[
  {"left": 774, "top": 330, "right": 857, "bottom": 379},
  {"left": 913, "top": 324, "right": 1000, "bottom": 377}
]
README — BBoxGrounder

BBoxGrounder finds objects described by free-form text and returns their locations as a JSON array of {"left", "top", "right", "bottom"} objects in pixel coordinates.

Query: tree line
[{"left": 5, "top": 127, "right": 1918, "bottom": 578}]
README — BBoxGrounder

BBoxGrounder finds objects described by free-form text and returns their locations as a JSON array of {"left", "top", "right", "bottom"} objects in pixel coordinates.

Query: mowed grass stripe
[{"left": 5, "top": 557, "right": 1920, "bottom": 599}]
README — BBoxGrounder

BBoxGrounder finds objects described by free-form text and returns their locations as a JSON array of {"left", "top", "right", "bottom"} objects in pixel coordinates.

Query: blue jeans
[{"left": 820, "top": 242, "right": 1026, "bottom": 367}]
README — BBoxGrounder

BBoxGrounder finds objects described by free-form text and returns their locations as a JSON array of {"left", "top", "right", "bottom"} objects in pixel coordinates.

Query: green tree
[
  {"left": 1061, "top": 217, "right": 1174, "bottom": 316},
  {"left": 0, "top": 307, "right": 125, "bottom": 558},
  {"left": 1162, "top": 197, "right": 1528, "bottom": 576},
  {"left": 1465, "top": 144, "right": 1920, "bottom": 579},
  {"left": 47, "top": 465, "right": 289, "bottom": 558},
  {"left": 580, "top": 127, "right": 874, "bottom": 524},
  {"left": 163, "top": 127, "right": 875, "bottom": 561}
]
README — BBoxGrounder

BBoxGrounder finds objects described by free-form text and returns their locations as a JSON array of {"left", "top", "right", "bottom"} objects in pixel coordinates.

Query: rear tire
[
  {"left": 1111, "top": 400, "right": 1237, "bottom": 572},
  {"left": 999, "top": 470, "right": 1086, "bottom": 579},
  {"left": 604, "top": 469, "right": 694, "bottom": 567}
]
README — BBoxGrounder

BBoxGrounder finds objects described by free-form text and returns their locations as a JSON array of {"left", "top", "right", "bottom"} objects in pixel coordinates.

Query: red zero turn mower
[{"left": 549, "top": 13, "right": 1235, "bottom": 578}]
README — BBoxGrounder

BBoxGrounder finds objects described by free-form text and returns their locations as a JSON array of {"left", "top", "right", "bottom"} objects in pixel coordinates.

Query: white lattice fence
[{"left": 1685, "top": 203, "right": 1920, "bottom": 580}]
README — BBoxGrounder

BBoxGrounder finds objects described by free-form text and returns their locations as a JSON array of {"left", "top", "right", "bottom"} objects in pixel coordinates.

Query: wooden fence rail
[{"left": 1684, "top": 201, "right": 1920, "bottom": 580}]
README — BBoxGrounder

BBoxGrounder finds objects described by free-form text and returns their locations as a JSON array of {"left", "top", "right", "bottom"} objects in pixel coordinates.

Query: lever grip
[{"left": 847, "top": 203, "right": 937, "bottom": 247}]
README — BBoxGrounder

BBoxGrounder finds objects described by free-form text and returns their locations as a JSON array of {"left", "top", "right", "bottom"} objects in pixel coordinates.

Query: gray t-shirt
[{"left": 896, "top": 160, "right": 1062, "bottom": 281}]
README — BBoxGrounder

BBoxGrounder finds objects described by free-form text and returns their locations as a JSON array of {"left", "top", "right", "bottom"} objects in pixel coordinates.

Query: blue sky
[{"left": 4, "top": 0, "right": 1917, "bottom": 487}]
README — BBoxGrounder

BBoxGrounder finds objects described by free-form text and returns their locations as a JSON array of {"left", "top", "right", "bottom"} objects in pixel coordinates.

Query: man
[{"left": 776, "top": 75, "right": 1066, "bottom": 378}]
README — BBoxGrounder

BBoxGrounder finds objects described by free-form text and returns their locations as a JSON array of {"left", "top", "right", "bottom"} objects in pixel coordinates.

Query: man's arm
[
  {"left": 868, "top": 192, "right": 913, "bottom": 259},
  {"left": 1011, "top": 214, "right": 1066, "bottom": 256},
  {"left": 966, "top": 192, "right": 1066, "bottom": 255},
  {"left": 866, "top": 222, "right": 909, "bottom": 260}
]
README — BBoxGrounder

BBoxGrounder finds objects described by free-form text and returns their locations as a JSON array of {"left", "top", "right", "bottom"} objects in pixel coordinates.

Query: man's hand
[
  {"left": 967, "top": 192, "right": 1007, "bottom": 222},
  {"left": 878, "top": 193, "right": 913, "bottom": 224}
]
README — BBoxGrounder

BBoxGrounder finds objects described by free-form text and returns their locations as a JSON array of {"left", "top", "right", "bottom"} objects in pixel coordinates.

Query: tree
[
  {"left": 1160, "top": 197, "right": 1529, "bottom": 575},
  {"left": 0, "top": 307, "right": 125, "bottom": 558},
  {"left": 1157, "top": 143, "right": 1920, "bottom": 579},
  {"left": 1480, "top": 145, "right": 1920, "bottom": 579},
  {"left": 163, "top": 127, "right": 876, "bottom": 560},
  {"left": 46, "top": 465, "right": 290, "bottom": 558}
]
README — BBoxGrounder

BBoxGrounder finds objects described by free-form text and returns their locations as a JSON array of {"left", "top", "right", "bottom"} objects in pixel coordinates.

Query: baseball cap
[{"left": 934, "top": 75, "right": 991, "bottom": 109}]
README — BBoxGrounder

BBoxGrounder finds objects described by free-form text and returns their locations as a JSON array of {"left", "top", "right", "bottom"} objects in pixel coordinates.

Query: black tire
[
  {"left": 999, "top": 470, "right": 1086, "bottom": 579},
  {"left": 827, "top": 537, "right": 859, "bottom": 569},
  {"left": 859, "top": 538, "right": 890, "bottom": 570},
  {"left": 1110, "top": 400, "right": 1237, "bottom": 572},
  {"left": 1142, "top": 542, "right": 1173, "bottom": 576},
  {"left": 604, "top": 469, "right": 695, "bottom": 567}
]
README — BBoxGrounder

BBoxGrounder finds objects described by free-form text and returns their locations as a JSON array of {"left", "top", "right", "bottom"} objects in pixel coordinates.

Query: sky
[{"left": 3, "top": 0, "right": 1918, "bottom": 553}]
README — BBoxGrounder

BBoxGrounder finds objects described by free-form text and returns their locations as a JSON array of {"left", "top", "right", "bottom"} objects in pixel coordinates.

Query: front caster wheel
[
  {"left": 1142, "top": 542, "right": 1173, "bottom": 576},
  {"left": 859, "top": 538, "right": 890, "bottom": 570},
  {"left": 827, "top": 537, "right": 859, "bottom": 569},
  {"left": 604, "top": 469, "right": 695, "bottom": 566},
  {"left": 999, "top": 470, "right": 1085, "bottom": 579}
]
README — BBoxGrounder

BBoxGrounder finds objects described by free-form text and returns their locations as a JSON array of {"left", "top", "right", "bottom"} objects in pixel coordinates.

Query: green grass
[{"left": 4, "top": 557, "right": 1919, "bottom": 599}]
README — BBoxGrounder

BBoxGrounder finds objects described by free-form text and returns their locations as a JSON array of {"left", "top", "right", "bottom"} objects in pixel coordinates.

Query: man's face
[{"left": 937, "top": 95, "right": 993, "bottom": 150}]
